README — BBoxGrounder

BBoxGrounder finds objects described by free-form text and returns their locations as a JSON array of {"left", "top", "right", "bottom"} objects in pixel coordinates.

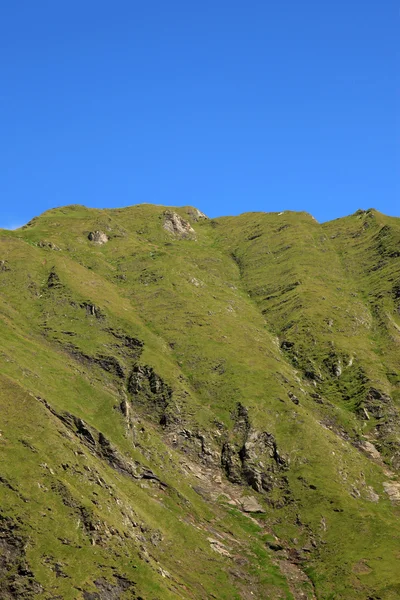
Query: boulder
[{"left": 88, "top": 231, "right": 108, "bottom": 244}]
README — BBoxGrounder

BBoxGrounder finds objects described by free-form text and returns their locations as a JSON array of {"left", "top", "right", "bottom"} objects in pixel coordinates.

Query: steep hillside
[{"left": 0, "top": 204, "right": 399, "bottom": 599}]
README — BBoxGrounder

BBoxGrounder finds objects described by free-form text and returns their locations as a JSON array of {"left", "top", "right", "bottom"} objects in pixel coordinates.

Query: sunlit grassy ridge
[{"left": 0, "top": 204, "right": 399, "bottom": 599}]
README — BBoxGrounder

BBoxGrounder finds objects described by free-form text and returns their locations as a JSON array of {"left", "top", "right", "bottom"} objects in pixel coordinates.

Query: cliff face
[{"left": 0, "top": 204, "right": 399, "bottom": 599}]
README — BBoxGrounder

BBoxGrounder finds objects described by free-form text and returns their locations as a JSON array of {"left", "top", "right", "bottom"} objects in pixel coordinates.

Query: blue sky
[{"left": 0, "top": 1, "right": 398, "bottom": 228}]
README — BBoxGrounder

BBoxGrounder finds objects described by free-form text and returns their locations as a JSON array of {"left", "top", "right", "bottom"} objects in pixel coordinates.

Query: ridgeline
[{"left": 0, "top": 204, "right": 399, "bottom": 599}]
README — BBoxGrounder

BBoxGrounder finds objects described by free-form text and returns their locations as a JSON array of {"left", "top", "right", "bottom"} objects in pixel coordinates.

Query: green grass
[{"left": 0, "top": 204, "right": 400, "bottom": 598}]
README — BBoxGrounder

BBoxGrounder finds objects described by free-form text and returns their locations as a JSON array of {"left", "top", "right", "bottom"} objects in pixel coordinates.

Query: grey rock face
[
  {"left": 163, "top": 211, "right": 196, "bottom": 239},
  {"left": 88, "top": 231, "right": 109, "bottom": 244},
  {"left": 239, "top": 496, "right": 265, "bottom": 513},
  {"left": 221, "top": 443, "right": 243, "bottom": 484},
  {"left": 221, "top": 403, "right": 288, "bottom": 501},
  {"left": 128, "top": 365, "right": 172, "bottom": 423},
  {"left": 186, "top": 207, "right": 208, "bottom": 221},
  {"left": 357, "top": 387, "right": 393, "bottom": 420}
]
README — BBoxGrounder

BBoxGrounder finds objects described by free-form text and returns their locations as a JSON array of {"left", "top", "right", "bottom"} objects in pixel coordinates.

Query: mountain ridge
[
  {"left": 4, "top": 205, "right": 399, "bottom": 232},
  {"left": 0, "top": 203, "right": 399, "bottom": 599}
]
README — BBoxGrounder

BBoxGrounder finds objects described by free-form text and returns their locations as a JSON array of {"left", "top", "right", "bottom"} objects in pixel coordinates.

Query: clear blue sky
[{"left": 0, "top": 1, "right": 398, "bottom": 228}]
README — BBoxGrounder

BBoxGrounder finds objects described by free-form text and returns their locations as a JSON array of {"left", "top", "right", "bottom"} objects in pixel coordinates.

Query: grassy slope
[{"left": 0, "top": 204, "right": 399, "bottom": 599}]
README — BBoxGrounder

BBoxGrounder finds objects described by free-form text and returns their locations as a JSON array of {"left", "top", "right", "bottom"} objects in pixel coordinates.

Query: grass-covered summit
[{"left": 0, "top": 204, "right": 399, "bottom": 599}]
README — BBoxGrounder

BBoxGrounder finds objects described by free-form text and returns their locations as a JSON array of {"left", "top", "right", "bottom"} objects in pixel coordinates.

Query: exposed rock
[
  {"left": 383, "top": 481, "right": 400, "bottom": 503},
  {"left": 365, "top": 486, "right": 380, "bottom": 502},
  {"left": 74, "top": 417, "right": 97, "bottom": 446},
  {"left": 106, "top": 328, "right": 144, "bottom": 359},
  {"left": 186, "top": 207, "right": 208, "bottom": 221},
  {"left": 139, "top": 268, "right": 164, "bottom": 285},
  {"left": 190, "top": 277, "right": 204, "bottom": 287},
  {"left": 163, "top": 211, "right": 196, "bottom": 239},
  {"left": 360, "top": 441, "right": 381, "bottom": 461},
  {"left": 267, "top": 540, "right": 284, "bottom": 551},
  {"left": 86, "top": 354, "right": 125, "bottom": 378},
  {"left": 277, "top": 558, "right": 317, "bottom": 599},
  {"left": 240, "top": 430, "right": 288, "bottom": 493},
  {"left": 193, "top": 485, "right": 210, "bottom": 500},
  {"left": 88, "top": 231, "right": 108, "bottom": 245},
  {"left": 207, "top": 537, "right": 232, "bottom": 557},
  {"left": 80, "top": 302, "right": 105, "bottom": 319},
  {"left": 177, "top": 429, "right": 215, "bottom": 463},
  {"left": 0, "top": 515, "right": 43, "bottom": 598},
  {"left": 239, "top": 496, "right": 265, "bottom": 513},
  {"left": 356, "top": 387, "right": 394, "bottom": 421},
  {"left": 318, "top": 418, "right": 351, "bottom": 442},
  {"left": 323, "top": 352, "right": 343, "bottom": 378},
  {"left": 83, "top": 575, "right": 136, "bottom": 600},
  {"left": 391, "top": 452, "right": 400, "bottom": 471},
  {"left": 128, "top": 365, "right": 172, "bottom": 423},
  {"left": 221, "top": 403, "right": 288, "bottom": 502},
  {"left": 333, "top": 363, "right": 342, "bottom": 377},
  {"left": 97, "top": 432, "right": 143, "bottom": 480},
  {"left": 119, "top": 399, "right": 130, "bottom": 419},
  {"left": 38, "top": 399, "right": 166, "bottom": 486},
  {"left": 232, "top": 402, "right": 251, "bottom": 439},
  {"left": 37, "top": 240, "right": 61, "bottom": 251},
  {"left": 281, "top": 340, "right": 295, "bottom": 350},
  {"left": 221, "top": 443, "right": 243, "bottom": 484},
  {"left": 47, "top": 269, "right": 62, "bottom": 289},
  {"left": 150, "top": 530, "right": 163, "bottom": 546},
  {"left": 310, "top": 392, "right": 323, "bottom": 404},
  {"left": 0, "top": 260, "right": 11, "bottom": 271},
  {"left": 68, "top": 347, "right": 125, "bottom": 379},
  {"left": 357, "top": 407, "right": 370, "bottom": 420}
]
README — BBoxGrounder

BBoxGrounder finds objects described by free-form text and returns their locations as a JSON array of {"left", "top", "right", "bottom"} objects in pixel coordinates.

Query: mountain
[{"left": 0, "top": 204, "right": 399, "bottom": 599}]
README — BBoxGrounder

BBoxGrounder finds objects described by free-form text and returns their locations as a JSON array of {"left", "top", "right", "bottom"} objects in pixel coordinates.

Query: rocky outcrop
[
  {"left": 239, "top": 496, "right": 265, "bottom": 513},
  {"left": 186, "top": 207, "right": 208, "bottom": 221},
  {"left": 174, "top": 429, "right": 216, "bottom": 463},
  {"left": 46, "top": 269, "right": 62, "bottom": 289},
  {"left": 221, "top": 442, "right": 243, "bottom": 484},
  {"left": 0, "top": 515, "right": 43, "bottom": 599},
  {"left": 163, "top": 211, "right": 196, "bottom": 239},
  {"left": 88, "top": 231, "right": 108, "bottom": 244},
  {"left": 356, "top": 387, "right": 399, "bottom": 434},
  {"left": 232, "top": 401, "right": 251, "bottom": 438},
  {"left": 361, "top": 387, "right": 393, "bottom": 420},
  {"left": 80, "top": 302, "right": 105, "bottom": 319},
  {"left": 37, "top": 240, "right": 61, "bottom": 251},
  {"left": 354, "top": 387, "right": 400, "bottom": 471},
  {"left": 221, "top": 403, "right": 289, "bottom": 503},
  {"left": 69, "top": 347, "right": 125, "bottom": 379},
  {"left": 383, "top": 481, "right": 400, "bottom": 503},
  {"left": 38, "top": 398, "right": 165, "bottom": 486},
  {"left": 83, "top": 575, "right": 137, "bottom": 600},
  {"left": 128, "top": 365, "right": 172, "bottom": 423},
  {"left": 106, "top": 328, "right": 143, "bottom": 359}
]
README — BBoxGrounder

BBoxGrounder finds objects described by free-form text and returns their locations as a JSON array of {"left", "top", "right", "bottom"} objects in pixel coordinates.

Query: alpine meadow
[{"left": 0, "top": 203, "right": 400, "bottom": 599}]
